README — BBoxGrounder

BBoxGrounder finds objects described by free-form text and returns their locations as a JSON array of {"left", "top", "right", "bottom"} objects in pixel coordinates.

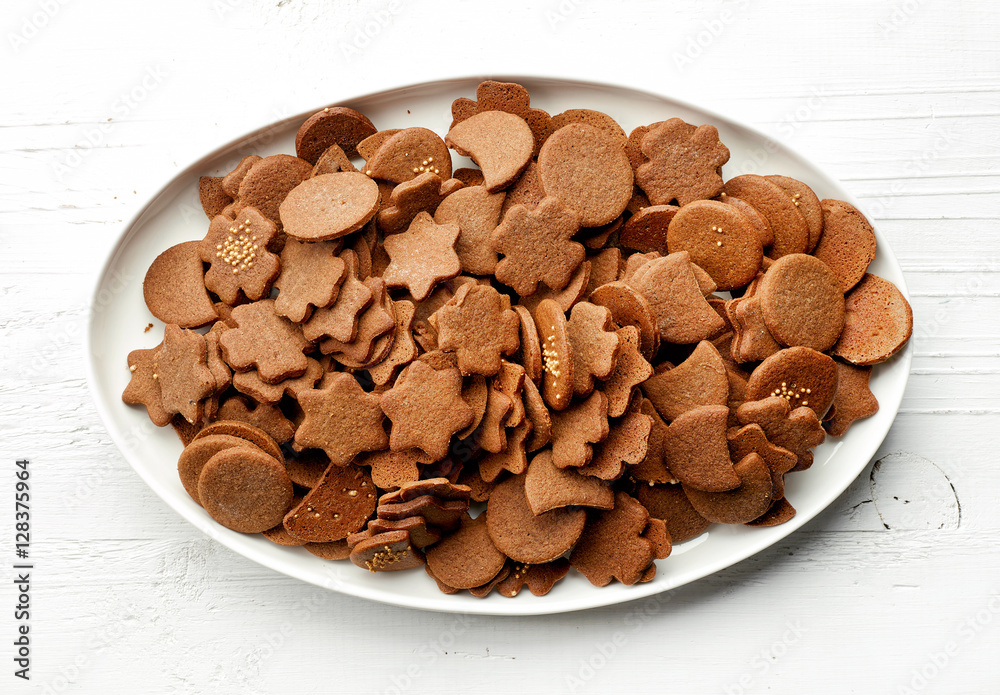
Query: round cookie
[
  {"left": 177, "top": 433, "right": 267, "bottom": 505},
  {"left": 832, "top": 273, "right": 913, "bottom": 365},
  {"left": 192, "top": 420, "right": 284, "bottom": 463},
  {"left": 666, "top": 199, "right": 763, "bottom": 291},
  {"left": 812, "top": 199, "right": 877, "bottom": 293},
  {"left": 719, "top": 194, "right": 773, "bottom": 248},
  {"left": 279, "top": 172, "right": 380, "bottom": 241},
  {"left": 197, "top": 447, "right": 294, "bottom": 533},
  {"left": 537, "top": 123, "right": 633, "bottom": 227},
  {"left": 143, "top": 241, "right": 218, "bottom": 328},
  {"left": 745, "top": 346, "right": 839, "bottom": 418},
  {"left": 758, "top": 253, "right": 846, "bottom": 352},
  {"left": 486, "top": 474, "right": 586, "bottom": 565},
  {"left": 764, "top": 174, "right": 824, "bottom": 251},
  {"left": 722, "top": 175, "right": 809, "bottom": 259},
  {"left": 619, "top": 204, "right": 678, "bottom": 253},
  {"left": 295, "top": 106, "right": 377, "bottom": 162}
]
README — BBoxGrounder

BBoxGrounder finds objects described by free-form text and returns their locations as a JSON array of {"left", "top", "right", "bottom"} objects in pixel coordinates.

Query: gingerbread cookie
[
  {"left": 492, "top": 197, "right": 584, "bottom": 296},
  {"left": 143, "top": 241, "right": 218, "bottom": 328},
  {"left": 757, "top": 253, "right": 845, "bottom": 352},
  {"left": 832, "top": 273, "right": 912, "bottom": 365},
  {"left": 279, "top": 172, "right": 381, "bottom": 241},
  {"left": 446, "top": 110, "right": 534, "bottom": 193},
  {"left": 636, "top": 118, "right": 730, "bottom": 206},
  {"left": 295, "top": 106, "right": 377, "bottom": 162}
]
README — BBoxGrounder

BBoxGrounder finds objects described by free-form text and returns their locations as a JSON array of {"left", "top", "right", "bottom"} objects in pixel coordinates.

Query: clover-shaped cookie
[
  {"left": 199, "top": 206, "right": 281, "bottom": 305},
  {"left": 273, "top": 238, "right": 347, "bottom": 323},
  {"left": 492, "top": 197, "right": 584, "bottom": 296},
  {"left": 636, "top": 118, "right": 730, "bottom": 206},
  {"left": 434, "top": 283, "right": 520, "bottom": 377},
  {"left": 219, "top": 299, "right": 312, "bottom": 383}
]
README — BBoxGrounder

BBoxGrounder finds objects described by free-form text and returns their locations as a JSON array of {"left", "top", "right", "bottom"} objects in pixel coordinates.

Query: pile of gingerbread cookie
[{"left": 123, "top": 80, "right": 912, "bottom": 597}]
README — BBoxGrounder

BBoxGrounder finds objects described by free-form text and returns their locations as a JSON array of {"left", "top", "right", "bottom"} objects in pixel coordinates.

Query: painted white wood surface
[{"left": 1, "top": 1, "right": 998, "bottom": 693}]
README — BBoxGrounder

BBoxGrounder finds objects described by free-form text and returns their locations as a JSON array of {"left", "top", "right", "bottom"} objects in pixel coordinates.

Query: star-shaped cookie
[
  {"left": 295, "top": 373, "right": 389, "bottom": 466},
  {"left": 380, "top": 360, "right": 474, "bottom": 461},
  {"left": 382, "top": 212, "right": 462, "bottom": 301}
]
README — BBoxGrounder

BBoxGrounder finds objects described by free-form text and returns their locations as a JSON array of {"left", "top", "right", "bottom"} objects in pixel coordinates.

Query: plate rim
[{"left": 84, "top": 73, "right": 912, "bottom": 616}]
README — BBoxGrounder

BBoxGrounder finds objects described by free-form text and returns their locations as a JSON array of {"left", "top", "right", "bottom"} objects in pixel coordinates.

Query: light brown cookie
[
  {"left": 143, "top": 241, "right": 218, "bottom": 328},
  {"left": 377, "top": 172, "right": 463, "bottom": 234},
  {"left": 525, "top": 449, "right": 615, "bottom": 514},
  {"left": 636, "top": 118, "right": 730, "bottom": 206},
  {"left": 433, "top": 185, "right": 505, "bottom": 276},
  {"left": 537, "top": 123, "right": 633, "bottom": 227},
  {"left": 200, "top": 207, "right": 281, "bottom": 305},
  {"left": 273, "top": 238, "right": 347, "bottom": 323},
  {"left": 745, "top": 347, "right": 838, "bottom": 418},
  {"left": 764, "top": 174, "right": 824, "bottom": 251},
  {"left": 382, "top": 212, "right": 461, "bottom": 301},
  {"left": 198, "top": 446, "right": 294, "bottom": 533},
  {"left": 636, "top": 484, "right": 711, "bottom": 544},
  {"left": 588, "top": 281, "right": 661, "bottom": 361},
  {"left": 380, "top": 359, "right": 473, "bottom": 461},
  {"left": 832, "top": 273, "right": 912, "bottom": 365},
  {"left": 642, "top": 340, "right": 729, "bottom": 422},
  {"left": 434, "top": 283, "right": 520, "bottom": 377},
  {"left": 446, "top": 110, "right": 534, "bottom": 193},
  {"left": 569, "top": 491, "right": 655, "bottom": 587},
  {"left": 812, "top": 199, "right": 877, "bottom": 293},
  {"left": 666, "top": 199, "right": 763, "bottom": 291},
  {"left": 122, "top": 343, "right": 171, "bottom": 427},
  {"left": 155, "top": 324, "right": 215, "bottom": 425},
  {"left": 661, "top": 405, "right": 740, "bottom": 492},
  {"left": 219, "top": 299, "right": 312, "bottom": 383},
  {"left": 629, "top": 253, "right": 726, "bottom": 345},
  {"left": 279, "top": 172, "right": 381, "bottom": 242},
  {"left": 682, "top": 452, "right": 773, "bottom": 525},
  {"left": 825, "top": 361, "right": 879, "bottom": 436},
  {"left": 365, "top": 127, "right": 452, "bottom": 183},
  {"left": 603, "top": 326, "right": 654, "bottom": 418},
  {"left": 566, "top": 302, "right": 620, "bottom": 397},
  {"left": 235, "top": 154, "right": 314, "bottom": 225},
  {"left": 722, "top": 175, "right": 809, "bottom": 259},
  {"left": 550, "top": 390, "right": 610, "bottom": 469},
  {"left": 425, "top": 512, "right": 508, "bottom": 590},
  {"left": 492, "top": 197, "right": 584, "bottom": 296},
  {"left": 486, "top": 474, "right": 586, "bottom": 564},
  {"left": 451, "top": 80, "right": 554, "bottom": 157},
  {"left": 294, "top": 373, "right": 388, "bottom": 465},
  {"left": 533, "top": 298, "right": 575, "bottom": 411}
]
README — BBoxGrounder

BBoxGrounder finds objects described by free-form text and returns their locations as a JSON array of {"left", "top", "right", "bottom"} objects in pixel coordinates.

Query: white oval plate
[{"left": 86, "top": 76, "right": 911, "bottom": 615}]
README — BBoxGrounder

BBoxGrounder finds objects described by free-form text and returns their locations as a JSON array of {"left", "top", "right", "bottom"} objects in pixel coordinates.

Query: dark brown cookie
[
  {"left": 721, "top": 175, "right": 809, "bottom": 259},
  {"left": 200, "top": 207, "right": 281, "bottom": 305},
  {"left": 294, "top": 373, "right": 389, "bottom": 466},
  {"left": 757, "top": 253, "right": 846, "bottom": 352},
  {"left": 283, "top": 464, "right": 377, "bottom": 542},
  {"left": 486, "top": 474, "right": 586, "bottom": 564},
  {"left": 825, "top": 361, "right": 879, "bottom": 437},
  {"left": 745, "top": 347, "right": 838, "bottom": 418},
  {"left": 569, "top": 491, "right": 655, "bottom": 586},
  {"left": 295, "top": 106, "right": 377, "bottom": 162},
  {"left": 197, "top": 446, "right": 294, "bottom": 533},
  {"left": 666, "top": 199, "right": 763, "bottom": 291}
]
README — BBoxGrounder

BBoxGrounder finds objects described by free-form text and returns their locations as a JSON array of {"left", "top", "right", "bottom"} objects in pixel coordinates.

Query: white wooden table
[{"left": 2, "top": 1, "right": 998, "bottom": 692}]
